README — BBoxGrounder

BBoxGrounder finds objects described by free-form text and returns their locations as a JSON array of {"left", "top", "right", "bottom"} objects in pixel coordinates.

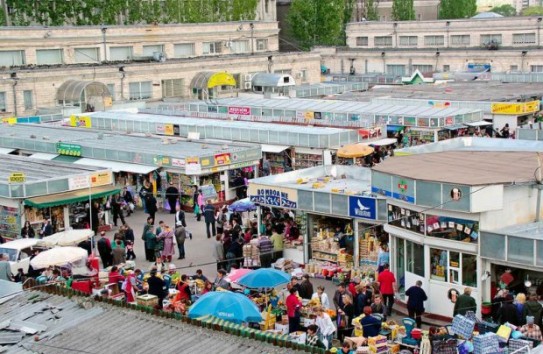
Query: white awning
[
  {"left": 261, "top": 144, "right": 289, "bottom": 154},
  {"left": 465, "top": 120, "right": 493, "bottom": 127},
  {"left": 368, "top": 138, "right": 397, "bottom": 146},
  {"left": 73, "top": 158, "right": 157, "bottom": 174},
  {"left": 295, "top": 147, "right": 323, "bottom": 155},
  {"left": 0, "top": 148, "right": 15, "bottom": 155},
  {"left": 30, "top": 153, "right": 58, "bottom": 160}
]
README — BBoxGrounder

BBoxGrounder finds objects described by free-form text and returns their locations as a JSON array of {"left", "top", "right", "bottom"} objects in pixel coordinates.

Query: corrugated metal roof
[
  {"left": 211, "top": 97, "right": 479, "bottom": 118},
  {"left": 0, "top": 125, "right": 258, "bottom": 159},
  {"left": 1, "top": 292, "right": 301, "bottom": 354}
]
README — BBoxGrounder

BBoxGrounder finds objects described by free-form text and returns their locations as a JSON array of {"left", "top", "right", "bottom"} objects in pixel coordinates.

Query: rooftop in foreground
[{"left": 373, "top": 150, "right": 542, "bottom": 186}]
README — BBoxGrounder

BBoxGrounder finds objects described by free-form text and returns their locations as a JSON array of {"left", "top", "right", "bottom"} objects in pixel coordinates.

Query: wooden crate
[{"left": 137, "top": 294, "right": 158, "bottom": 307}]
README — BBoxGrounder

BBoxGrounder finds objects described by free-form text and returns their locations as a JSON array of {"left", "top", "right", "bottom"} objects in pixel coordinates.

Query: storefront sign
[
  {"left": 56, "top": 142, "right": 82, "bottom": 157},
  {"left": 228, "top": 106, "right": 251, "bottom": 115},
  {"left": 68, "top": 175, "right": 90, "bottom": 190},
  {"left": 156, "top": 124, "right": 165, "bottom": 134},
  {"left": 304, "top": 111, "right": 314, "bottom": 120},
  {"left": 214, "top": 153, "right": 231, "bottom": 166},
  {"left": 1, "top": 117, "right": 17, "bottom": 125},
  {"left": 171, "top": 158, "right": 186, "bottom": 168},
  {"left": 201, "top": 158, "right": 211, "bottom": 167},
  {"left": 153, "top": 155, "right": 171, "bottom": 166},
  {"left": 8, "top": 172, "right": 25, "bottom": 183},
  {"left": 445, "top": 117, "right": 454, "bottom": 125},
  {"left": 90, "top": 171, "right": 111, "bottom": 187},
  {"left": 248, "top": 186, "right": 298, "bottom": 208},
  {"left": 185, "top": 157, "right": 202, "bottom": 175},
  {"left": 490, "top": 100, "right": 540, "bottom": 115},
  {"left": 349, "top": 196, "right": 377, "bottom": 220},
  {"left": 164, "top": 124, "right": 174, "bottom": 136},
  {"left": 70, "top": 115, "right": 92, "bottom": 128}
]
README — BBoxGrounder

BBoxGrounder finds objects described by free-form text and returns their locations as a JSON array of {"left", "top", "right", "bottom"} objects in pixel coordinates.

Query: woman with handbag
[
  {"left": 338, "top": 294, "right": 354, "bottom": 341},
  {"left": 315, "top": 306, "right": 336, "bottom": 349}
]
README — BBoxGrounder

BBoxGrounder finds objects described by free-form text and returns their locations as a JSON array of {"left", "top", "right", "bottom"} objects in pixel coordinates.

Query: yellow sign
[
  {"left": 90, "top": 171, "right": 112, "bottom": 187},
  {"left": 8, "top": 172, "right": 25, "bottom": 183},
  {"left": 164, "top": 124, "right": 174, "bottom": 136},
  {"left": 70, "top": 115, "right": 92, "bottom": 128},
  {"left": 103, "top": 96, "right": 113, "bottom": 107},
  {"left": 491, "top": 100, "right": 540, "bottom": 115},
  {"left": 2, "top": 117, "right": 17, "bottom": 125},
  {"left": 206, "top": 72, "right": 237, "bottom": 89},
  {"left": 201, "top": 158, "right": 211, "bottom": 167},
  {"left": 304, "top": 111, "right": 314, "bottom": 120}
]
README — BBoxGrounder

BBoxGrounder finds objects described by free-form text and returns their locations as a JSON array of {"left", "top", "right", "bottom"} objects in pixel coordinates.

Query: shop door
[
  {"left": 396, "top": 238, "right": 405, "bottom": 297},
  {"left": 404, "top": 240, "right": 426, "bottom": 301}
]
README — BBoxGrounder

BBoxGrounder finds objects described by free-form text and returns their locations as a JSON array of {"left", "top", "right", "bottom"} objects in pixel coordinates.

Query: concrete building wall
[
  {"left": 346, "top": 16, "right": 543, "bottom": 49},
  {"left": 0, "top": 51, "right": 321, "bottom": 116},
  {"left": 0, "top": 22, "right": 280, "bottom": 65}
]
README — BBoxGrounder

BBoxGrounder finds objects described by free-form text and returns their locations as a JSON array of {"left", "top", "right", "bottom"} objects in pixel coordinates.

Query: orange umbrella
[{"left": 337, "top": 143, "right": 374, "bottom": 158}]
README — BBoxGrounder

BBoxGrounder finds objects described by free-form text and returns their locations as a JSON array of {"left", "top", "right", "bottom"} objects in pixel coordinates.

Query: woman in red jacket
[{"left": 286, "top": 287, "right": 303, "bottom": 334}]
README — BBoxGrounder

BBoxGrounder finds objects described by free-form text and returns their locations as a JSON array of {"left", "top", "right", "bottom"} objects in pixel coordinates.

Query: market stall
[
  {"left": 0, "top": 154, "right": 116, "bottom": 239},
  {"left": 248, "top": 165, "right": 387, "bottom": 281},
  {"left": 336, "top": 143, "right": 375, "bottom": 166}
]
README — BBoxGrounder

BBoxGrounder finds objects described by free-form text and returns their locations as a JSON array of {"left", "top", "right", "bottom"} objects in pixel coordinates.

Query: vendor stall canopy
[
  {"left": 88, "top": 111, "right": 361, "bottom": 149},
  {"left": 190, "top": 72, "right": 236, "bottom": 90},
  {"left": 56, "top": 80, "right": 111, "bottom": 107},
  {"left": 0, "top": 154, "right": 113, "bottom": 200}
]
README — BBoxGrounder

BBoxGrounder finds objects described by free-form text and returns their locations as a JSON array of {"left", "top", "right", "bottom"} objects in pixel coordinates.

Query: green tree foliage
[
  {"left": 364, "top": 0, "right": 379, "bottom": 21},
  {"left": 4, "top": 0, "right": 259, "bottom": 26},
  {"left": 439, "top": 0, "right": 477, "bottom": 19},
  {"left": 392, "top": 0, "right": 415, "bottom": 21},
  {"left": 521, "top": 6, "right": 543, "bottom": 16},
  {"left": 490, "top": 4, "right": 516, "bottom": 17},
  {"left": 288, "top": 0, "right": 347, "bottom": 50}
]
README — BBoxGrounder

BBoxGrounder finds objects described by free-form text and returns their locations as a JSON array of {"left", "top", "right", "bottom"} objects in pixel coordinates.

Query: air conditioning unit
[
  {"left": 244, "top": 74, "right": 253, "bottom": 82},
  {"left": 152, "top": 52, "right": 167, "bottom": 62},
  {"left": 244, "top": 82, "right": 252, "bottom": 90}
]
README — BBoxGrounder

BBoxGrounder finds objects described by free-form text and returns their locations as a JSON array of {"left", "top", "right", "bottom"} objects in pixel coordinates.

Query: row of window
[
  {"left": 0, "top": 39, "right": 269, "bottom": 67},
  {"left": 355, "top": 33, "right": 537, "bottom": 47},
  {"left": 0, "top": 90, "right": 33, "bottom": 112}
]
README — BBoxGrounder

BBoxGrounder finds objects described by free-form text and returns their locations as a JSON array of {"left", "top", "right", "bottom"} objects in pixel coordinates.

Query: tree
[
  {"left": 287, "top": 0, "right": 346, "bottom": 50},
  {"left": 439, "top": 0, "right": 477, "bottom": 19},
  {"left": 522, "top": 6, "right": 543, "bottom": 16},
  {"left": 392, "top": 0, "right": 415, "bottom": 21},
  {"left": 364, "top": 0, "right": 379, "bottom": 21},
  {"left": 490, "top": 4, "right": 516, "bottom": 17}
]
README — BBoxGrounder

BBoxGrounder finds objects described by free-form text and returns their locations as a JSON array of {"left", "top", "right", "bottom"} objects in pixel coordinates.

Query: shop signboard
[
  {"left": 185, "top": 157, "right": 202, "bottom": 175},
  {"left": 70, "top": 115, "right": 92, "bottom": 128},
  {"left": 404, "top": 117, "right": 416, "bottom": 126},
  {"left": 171, "top": 158, "right": 186, "bottom": 168},
  {"left": 164, "top": 124, "right": 174, "bottom": 136},
  {"left": 228, "top": 106, "right": 251, "bottom": 115},
  {"left": 56, "top": 142, "right": 82, "bottom": 157},
  {"left": 490, "top": 100, "right": 540, "bottom": 115},
  {"left": 90, "top": 171, "right": 111, "bottom": 187},
  {"left": 156, "top": 124, "right": 165, "bottom": 134},
  {"left": 248, "top": 185, "right": 298, "bottom": 208},
  {"left": 214, "top": 153, "right": 231, "bottom": 166},
  {"left": 349, "top": 196, "right": 377, "bottom": 220},
  {"left": 68, "top": 175, "right": 90, "bottom": 190},
  {"left": 8, "top": 172, "right": 25, "bottom": 183},
  {"left": 1, "top": 117, "right": 17, "bottom": 125},
  {"left": 200, "top": 184, "right": 218, "bottom": 200},
  {"left": 392, "top": 176, "right": 415, "bottom": 203}
]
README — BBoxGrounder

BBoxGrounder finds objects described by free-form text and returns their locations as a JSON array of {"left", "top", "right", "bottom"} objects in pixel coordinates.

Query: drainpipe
[{"left": 11, "top": 72, "right": 18, "bottom": 116}]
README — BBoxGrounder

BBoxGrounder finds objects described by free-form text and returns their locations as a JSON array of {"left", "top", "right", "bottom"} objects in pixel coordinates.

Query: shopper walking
[
  {"left": 146, "top": 194, "right": 157, "bottom": 225},
  {"left": 175, "top": 224, "right": 187, "bottom": 260},
  {"left": 142, "top": 224, "right": 157, "bottom": 263},
  {"left": 111, "top": 194, "right": 125, "bottom": 227},
  {"left": 453, "top": 287, "right": 477, "bottom": 316},
  {"left": 377, "top": 263, "right": 396, "bottom": 317},
  {"left": 157, "top": 224, "right": 175, "bottom": 263},
  {"left": 165, "top": 182, "right": 179, "bottom": 214},
  {"left": 405, "top": 280, "right": 428, "bottom": 328},
  {"left": 203, "top": 200, "right": 216, "bottom": 239}
]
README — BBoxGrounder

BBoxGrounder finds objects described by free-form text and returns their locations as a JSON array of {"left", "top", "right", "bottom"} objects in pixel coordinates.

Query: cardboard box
[
  {"left": 274, "top": 323, "right": 289, "bottom": 335},
  {"left": 137, "top": 294, "right": 158, "bottom": 307}
]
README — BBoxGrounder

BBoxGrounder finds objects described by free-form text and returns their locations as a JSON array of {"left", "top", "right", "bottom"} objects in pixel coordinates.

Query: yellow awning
[
  {"left": 337, "top": 144, "right": 375, "bottom": 158},
  {"left": 207, "top": 72, "right": 236, "bottom": 89}
]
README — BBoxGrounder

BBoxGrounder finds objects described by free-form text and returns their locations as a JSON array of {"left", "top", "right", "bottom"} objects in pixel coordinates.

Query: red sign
[
  {"left": 228, "top": 106, "right": 251, "bottom": 115},
  {"left": 445, "top": 117, "right": 453, "bottom": 125},
  {"left": 214, "top": 153, "right": 231, "bottom": 165}
]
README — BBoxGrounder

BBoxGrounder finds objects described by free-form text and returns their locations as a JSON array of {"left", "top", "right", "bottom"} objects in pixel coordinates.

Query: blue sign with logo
[{"left": 349, "top": 196, "right": 377, "bottom": 220}]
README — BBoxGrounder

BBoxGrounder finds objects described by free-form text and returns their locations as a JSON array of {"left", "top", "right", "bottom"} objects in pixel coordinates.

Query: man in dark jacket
[
  {"left": 147, "top": 268, "right": 166, "bottom": 309},
  {"left": 97, "top": 231, "right": 112, "bottom": 268},
  {"left": 146, "top": 194, "right": 157, "bottom": 225},
  {"left": 405, "top": 280, "right": 428, "bottom": 328},
  {"left": 298, "top": 274, "right": 314, "bottom": 300},
  {"left": 111, "top": 194, "right": 125, "bottom": 227},
  {"left": 453, "top": 287, "right": 477, "bottom": 316},
  {"left": 203, "top": 200, "right": 216, "bottom": 239},
  {"left": 524, "top": 293, "right": 543, "bottom": 327},
  {"left": 165, "top": 182, "right": 179, "bottom": 214}
]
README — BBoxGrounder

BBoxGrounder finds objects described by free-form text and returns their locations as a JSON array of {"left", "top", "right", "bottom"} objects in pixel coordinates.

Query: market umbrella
[
  {"left": 337, "top": 143, "right": 374, "bottom": 158},
  {"left": 228, "top": 198, "right": 257, "bottom": 212},
  {"left": 226, "top": 268, "right": 253, "bottom": 283},
  {"left": 236, "top": 268, "right": 290, "bottom": 289},
  {"left": 188, "top": 291, "right": 262, "bottom": 323},
  {"left": 30, "top": 247, "right": 88, "bottom": 269},
  {"left": 39, "top": 229, "right": 94, "bottom": 247}
]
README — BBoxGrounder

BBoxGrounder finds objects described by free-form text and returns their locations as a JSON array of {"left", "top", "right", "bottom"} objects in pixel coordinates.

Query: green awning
[
  {"left": 25, "top": 185, "right": 120, "bottom": 209},
  {"left": 53, "top": 155, "right": 81, "bottom": 163}
]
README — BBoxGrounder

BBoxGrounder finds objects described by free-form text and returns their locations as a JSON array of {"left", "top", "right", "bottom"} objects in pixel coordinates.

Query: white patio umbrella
[
  {"left": 39, "top": 229, "right": 94, "bottom": 247},
  {"left": 30, "top": 247, "right": 88, "bottom": 269}
]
